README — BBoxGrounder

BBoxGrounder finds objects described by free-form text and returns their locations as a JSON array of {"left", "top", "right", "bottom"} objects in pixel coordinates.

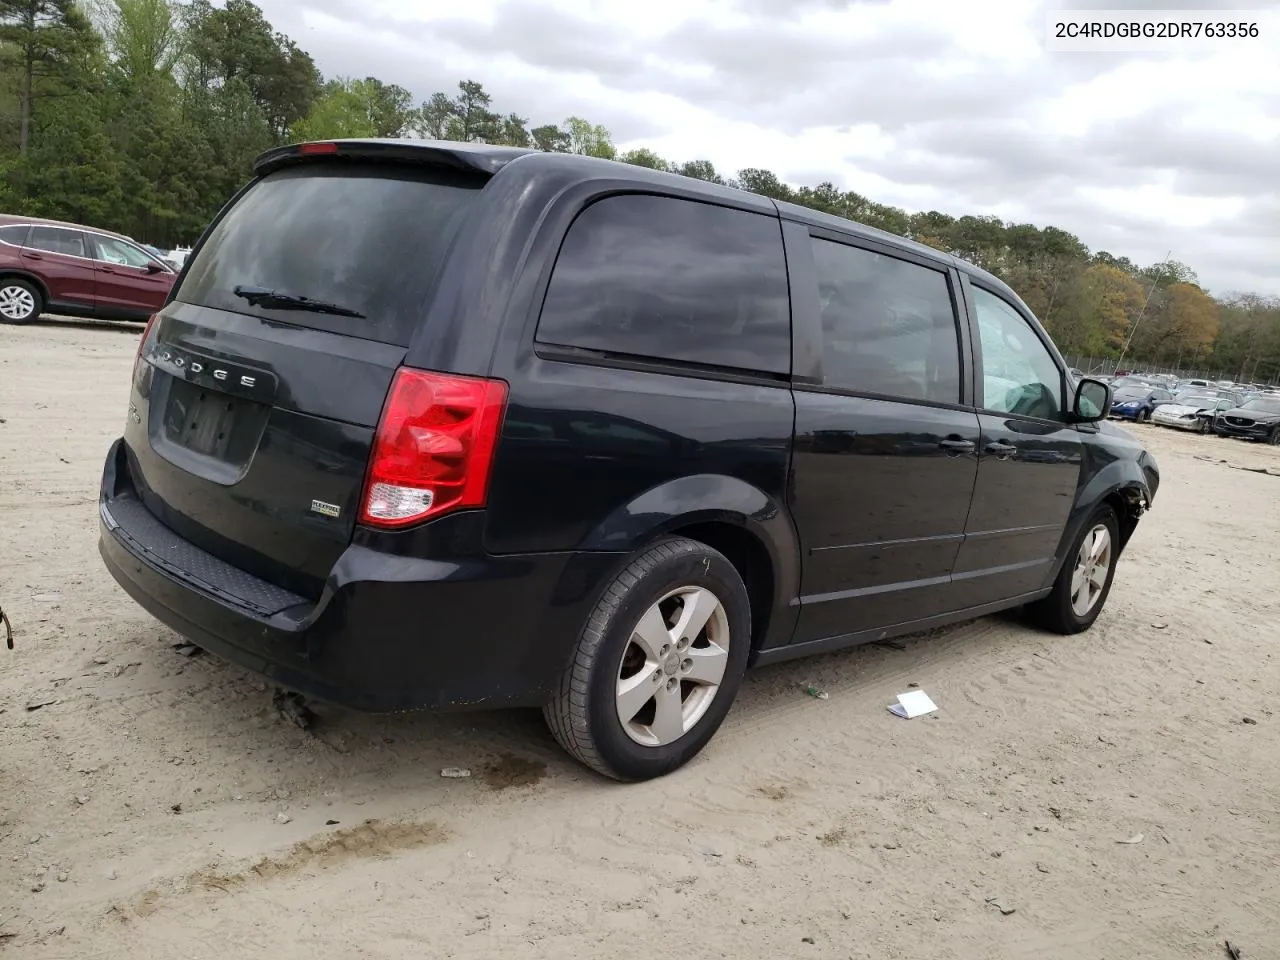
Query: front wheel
[
  {"left": 0, "top": 278, "right": 41, "bottom": 324},
  {"left": 1028, "top": 505, "right": 1120, "bottom": 635},
  {"left": 1138, "top": 407, "right": 1151, "bottom": 423},
  {"left": 544, "top": 537, "right": 752, "bottom": 781},
  {"left": 1269, "top": 427, "right": 1280, "bottom": 446}
]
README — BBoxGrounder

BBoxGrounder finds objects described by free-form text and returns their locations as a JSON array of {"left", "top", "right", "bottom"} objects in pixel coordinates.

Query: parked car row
[
  {"left": 0, "top": 214, "right": 182, "bottom": 324},
  {"left": 1101, "top": 371, "right": 1280, "bottom": 444}
]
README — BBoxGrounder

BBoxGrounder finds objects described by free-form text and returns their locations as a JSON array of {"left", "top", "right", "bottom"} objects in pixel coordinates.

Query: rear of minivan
[
  {"left": 102, "top": 139, "right": 809, "bottom": 786},
  {"left": 99, "top": 141, "right": 601, "bottom": 711}
]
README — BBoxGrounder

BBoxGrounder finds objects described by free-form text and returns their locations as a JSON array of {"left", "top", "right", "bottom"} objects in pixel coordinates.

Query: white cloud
[{"left": 262, "top": 0, "right": 1280, "bottom": 296}]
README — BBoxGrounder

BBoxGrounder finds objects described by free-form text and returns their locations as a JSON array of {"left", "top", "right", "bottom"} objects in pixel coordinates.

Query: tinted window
[
  {"left": 811, "top": 237, "right": 960, "bottom": 403},
  {"left": 178, "top": 164, "right": 484, "bottom": 345},
  {"left": 28, "top": 226, "right": 87, "bottom": 258},
  {"left": 536, "top": 194, "right": 790, "bottom": 374},
  {"left": 972, "top": 286, "right": 1063, "bottom": 419},
  {"left": 93, "top": 234, "right": 157, "bottom": 269},
  {"left": 0, "top": 224, "right": 29, "bottom": 246}
]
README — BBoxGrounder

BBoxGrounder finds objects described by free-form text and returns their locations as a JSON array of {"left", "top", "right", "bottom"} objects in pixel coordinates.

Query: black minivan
[{"left": 99, "top": 140, "right": 1159, "bottom": 781}]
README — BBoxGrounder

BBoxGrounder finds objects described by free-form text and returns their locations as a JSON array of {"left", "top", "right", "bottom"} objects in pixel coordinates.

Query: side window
[
  {"left": 811, "top": 237, "right": 961, "bottom": 404},
  {"left": 972, "top": 286, "right": 1064, "bottom": 419},
  {"left": 536, "top": 194, "right": 791, "bottom": 375},
  {"left": 0, "top": 224, "right": 30, "bottom": 247},
  {"left": 92, "top": 235, "right": 156, "bottom": 269},
  {"left": 28, "top": 226, "right": 87, "bottom": 258}
]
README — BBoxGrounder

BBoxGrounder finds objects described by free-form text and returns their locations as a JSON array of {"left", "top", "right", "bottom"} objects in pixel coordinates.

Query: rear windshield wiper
[{"left": 232, "top": 285, "right": 365, "bottom": 319}]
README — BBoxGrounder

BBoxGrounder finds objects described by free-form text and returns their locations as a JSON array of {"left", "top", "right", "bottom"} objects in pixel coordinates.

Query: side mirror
[
  {"left": 145, "top": 260, "right": 166, "bottom": 274},
  {"left": 1072, "top": 378, "right": 1110, "bottom": 422}
]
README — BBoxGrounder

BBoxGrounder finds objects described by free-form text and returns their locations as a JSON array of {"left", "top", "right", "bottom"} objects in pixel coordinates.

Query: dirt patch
[
  {"left": 817, "top": 825, "right": 848, "bottom": 847},
  {"left": 113, "top": 819, "right": 448, "bottom": 921},
  {"left": 226, "top": 818, "right": 448, "bottom": 881},
  {"left": 477, "top": 752, "right": 548, "bottom": 790}
]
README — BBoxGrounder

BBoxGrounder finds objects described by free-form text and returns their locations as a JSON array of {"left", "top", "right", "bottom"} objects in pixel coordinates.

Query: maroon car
[{"left": 0, "top": 214, "right": 177, "bottom": 324}]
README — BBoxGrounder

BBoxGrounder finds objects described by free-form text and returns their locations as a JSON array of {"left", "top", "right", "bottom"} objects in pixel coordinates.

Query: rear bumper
[{"left": 99, "top": 438, "right": 624, "bottom": 712}]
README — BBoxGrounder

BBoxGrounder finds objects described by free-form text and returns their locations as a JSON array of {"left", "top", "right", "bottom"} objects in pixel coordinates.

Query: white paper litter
[{"left": 887, "top": 689, "right": 938, "bottom": 719}]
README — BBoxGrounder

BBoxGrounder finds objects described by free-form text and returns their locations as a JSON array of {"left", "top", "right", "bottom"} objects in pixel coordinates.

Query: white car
[
  {"left": 1151, "top": 396, "right": 1234, "bottom": 433},
  {"left": 163, "top": 246, "right": 192, "bottom": 270}
]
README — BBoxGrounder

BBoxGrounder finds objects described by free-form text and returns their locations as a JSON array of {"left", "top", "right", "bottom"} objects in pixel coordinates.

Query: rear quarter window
[
  {"left": 535, "top": 194, "right": 791, "bottom": 375},
  {"left": 176, "top": 163, "right": 486, "bottom": 345},
  {"left": 0, "top": 224, "right": 30, "bottom": 247}
]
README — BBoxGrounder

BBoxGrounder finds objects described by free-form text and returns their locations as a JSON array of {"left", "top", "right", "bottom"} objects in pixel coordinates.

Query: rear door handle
[
  {"left": 985, "top": 441, "right": 1017, "bottom": 459},
  {"left": 939, "top": 437, "right": 975, "bottom": 455},
  {"left": 21, "top": 251, "right": 42, "bottom": 260}
]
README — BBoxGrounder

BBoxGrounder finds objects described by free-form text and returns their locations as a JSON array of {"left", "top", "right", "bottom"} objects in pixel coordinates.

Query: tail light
[
  {"left": 133, "top": 313, "right": 159, "bottom": 377},
  {"left": 359, "top": 368, "right": 508, "bottom": 529}
]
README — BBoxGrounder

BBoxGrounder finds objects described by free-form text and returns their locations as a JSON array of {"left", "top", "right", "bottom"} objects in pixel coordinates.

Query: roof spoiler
[{"left": 253, "top": 139, "right": 531, "bottom": 177}]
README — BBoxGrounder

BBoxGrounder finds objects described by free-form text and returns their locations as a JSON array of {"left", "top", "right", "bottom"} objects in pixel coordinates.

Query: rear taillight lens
[
  {"left": 133, "top": 313, "right": 159, "bottom": 377},
  {"left": 359, "top": 368, "right": 508, "bottom": 529}
]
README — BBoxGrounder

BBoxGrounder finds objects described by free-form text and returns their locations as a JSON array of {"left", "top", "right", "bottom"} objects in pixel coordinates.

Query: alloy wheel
[
  {"left": 1070, "top": 524, "right": 1112, "bottom": 617},
  {"left": 0, "top": 284, "right": 36, "bottom": 321},
  {"left": 615, "top": 586, "right": 730, "bottom": 747}
]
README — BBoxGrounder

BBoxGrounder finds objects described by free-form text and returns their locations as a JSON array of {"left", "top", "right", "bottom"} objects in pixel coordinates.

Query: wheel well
[
  {"left": 0, "top": 270, "right": 48, "bottom": 304},
  {"left": 664, "top": 520, "right": 774, "bottom": 652},
  {"left": 1105, "top": 487, "right": 1146, "bottom": 551}
]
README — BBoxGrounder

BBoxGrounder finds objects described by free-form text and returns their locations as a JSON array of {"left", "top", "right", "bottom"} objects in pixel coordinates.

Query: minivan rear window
[
  {"left": 536, "top": 194, "right": 791, "bottom": 375},
  {"left": 177, "top": 163, "right": 485, "bottom": 345}
]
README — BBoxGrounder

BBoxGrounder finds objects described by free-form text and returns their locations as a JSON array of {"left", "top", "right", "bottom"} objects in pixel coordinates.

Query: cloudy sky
[{"left": 256, "top": 0, "right": 1278, "bottom": 297}]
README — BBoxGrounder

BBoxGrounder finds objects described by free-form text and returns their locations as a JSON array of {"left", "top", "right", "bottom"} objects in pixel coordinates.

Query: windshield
[
  {"left": 177, "top": 163, "right": 486, "bottom": 345},
  {"left": 1178, "top": 396, "right": 1218, "bottom": 407},
  {"left": 1240, "top": 397, "right": 1280, "bottom": 414},
  {"left": 1111, "top": 377, "right": 1155, "bottom": 389}
]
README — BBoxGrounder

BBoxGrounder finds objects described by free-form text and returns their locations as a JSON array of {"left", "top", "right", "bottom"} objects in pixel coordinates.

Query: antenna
[{"left": 1116, "top": 251, "right": 1172, "bottom": 370}]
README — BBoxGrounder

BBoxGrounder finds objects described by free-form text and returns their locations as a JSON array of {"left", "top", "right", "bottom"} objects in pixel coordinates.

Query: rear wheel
[
  {"left": 0, "top": 279, "right": 40, "bottom": 324},
  {"left": 544, "top": 537, "right": 751, "bottom": 781},
  {"left": 1028, "top": 505, "right": 1119, "bottom": 635}
]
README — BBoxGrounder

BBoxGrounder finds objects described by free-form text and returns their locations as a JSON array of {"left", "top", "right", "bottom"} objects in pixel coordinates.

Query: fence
[{"left": 1062, "top": 355, "right": 1280, "bottom": 386}]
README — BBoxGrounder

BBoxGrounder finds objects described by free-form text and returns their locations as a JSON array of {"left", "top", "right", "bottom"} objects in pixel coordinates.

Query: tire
[
  {"left": 0, "top": 278, "right": 41, "bottom": 324},
  {"left": 1138, "top": 408, "right": 1150, "bottom": 423},
  {"left": 1198, "top": 418, "right": 1211, "bottom": 435},
  {"left": 544, "top": 537, "right": 752, "bottom": 782},
  {"left": 1028, "top": 505, "right": 1120, "bottom": 635},
  {"left": 1269, "top": 427, "right": 1280, "bottom": 446}
]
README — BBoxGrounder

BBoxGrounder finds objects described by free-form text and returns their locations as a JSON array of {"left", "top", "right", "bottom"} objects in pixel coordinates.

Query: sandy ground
[{"left": 2, "top": 318, "right": 1279, "bottom": 960}]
